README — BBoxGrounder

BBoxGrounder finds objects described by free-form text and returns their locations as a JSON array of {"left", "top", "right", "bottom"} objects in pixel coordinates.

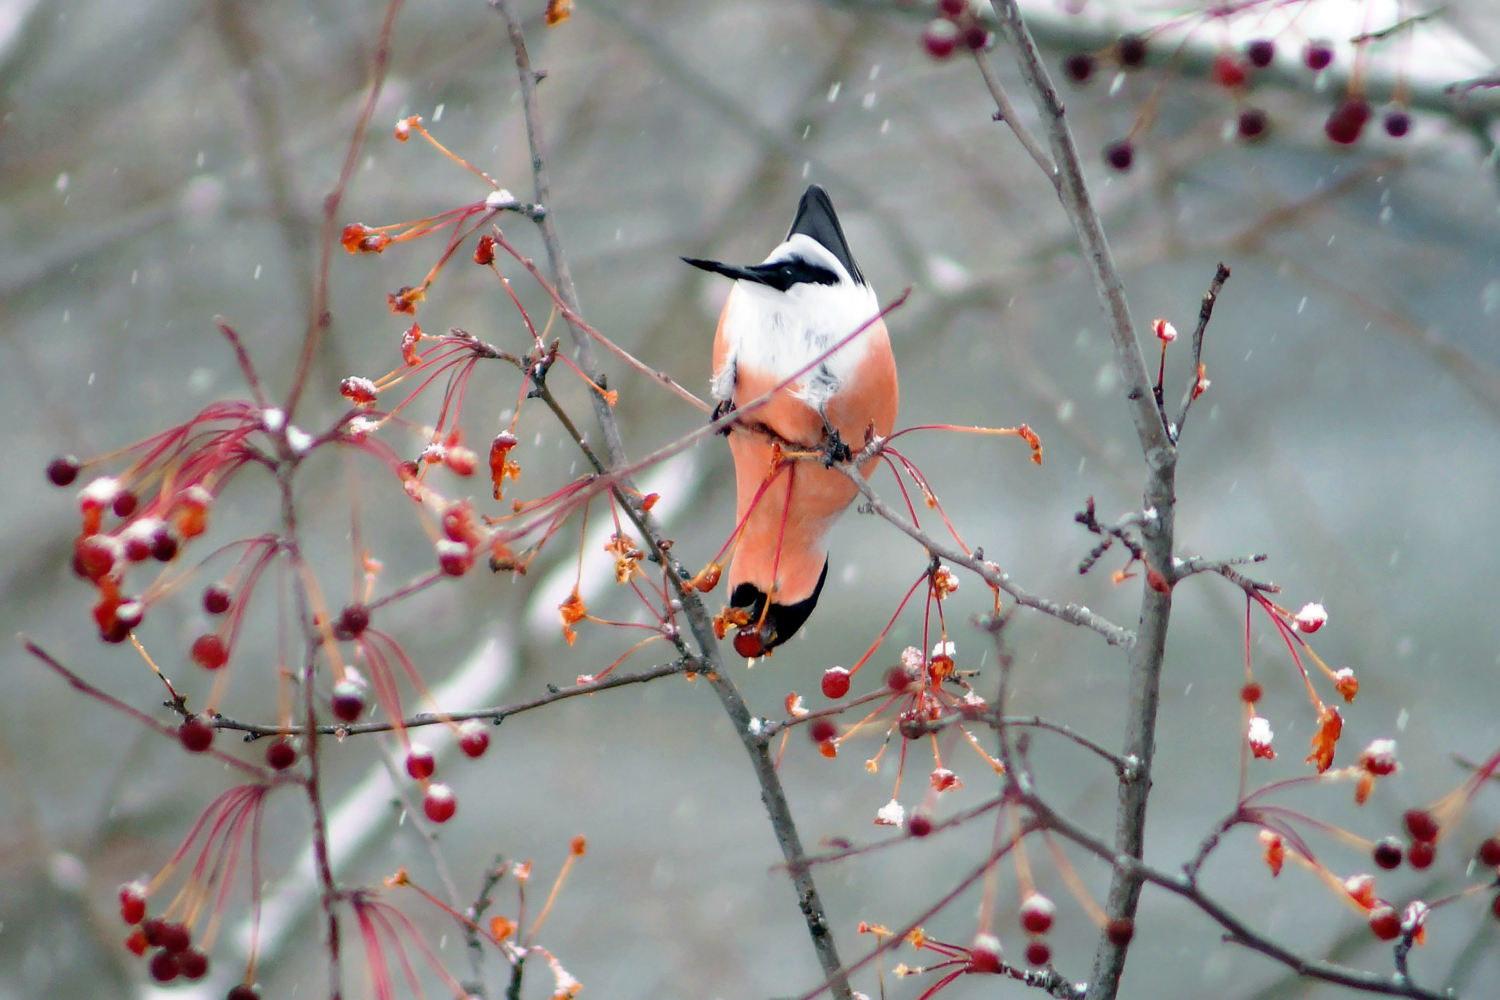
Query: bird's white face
[{"left": 717, "top": 234, "right": 881, "bottom": 412}]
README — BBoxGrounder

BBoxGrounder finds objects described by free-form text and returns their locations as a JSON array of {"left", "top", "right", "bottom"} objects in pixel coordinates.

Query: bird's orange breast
[{"left": 715, "top": 308, "right": 898, "bottom": 607}]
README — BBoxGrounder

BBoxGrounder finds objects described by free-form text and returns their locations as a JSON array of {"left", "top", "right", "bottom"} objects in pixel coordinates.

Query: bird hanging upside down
[{"left": 685, "top": 185, "right": 899, "bottom": 657}]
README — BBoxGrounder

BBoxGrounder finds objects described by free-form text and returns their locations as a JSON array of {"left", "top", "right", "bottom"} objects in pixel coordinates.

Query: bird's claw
[{"left": 820, "top": 428, "right": 852, "bottom": 467}]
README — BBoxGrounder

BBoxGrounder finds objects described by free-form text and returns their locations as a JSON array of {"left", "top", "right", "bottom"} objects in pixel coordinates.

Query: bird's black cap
[
  {"left": 729, "top": 559, "right": 829, "bottom": 654},
  {"left": 786, "top": 185, "right": 863, "bottom": 286}
]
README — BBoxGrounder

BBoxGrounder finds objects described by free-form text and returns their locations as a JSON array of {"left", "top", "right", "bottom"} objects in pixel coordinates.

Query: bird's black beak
[
  {"left": 682, "top": 257, "right": 768, "bottom": 285},
  {"left": 728, "top": 561, "right": 829, "bottom": 656}
]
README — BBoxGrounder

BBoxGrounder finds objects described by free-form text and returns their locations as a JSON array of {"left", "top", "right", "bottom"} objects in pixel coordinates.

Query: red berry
[
  {"left": 821, "top": 667, "right": 851, "bottom": 699},
  {"left": 330, "top": 678, "right": 368, "bottom": 722},
  {"left": 149, "top": 949, "right": 181, "bottom": 983},
  {"left": 437, "top": 540, "right": 473, "bottom": 576},
  {"left": 335, "top": 603, "right": 370, "bottom": 639},
  {"left": 157, "top": 921, "right": 191, "bottom": 953},
  {"left": 112, "top": 491, "right": 138, "bottom": 518},
  {"left": 1025, "top": 939, "right": 1051, "bottom": 966},
  {"left": 1383, "top": 110, "right": 1411, "bottom": 137},
  {"left": 1238, "top": 108, "right": 1269, "bottom": 140},
  {"left": 458, "top": 720, "right": 490, "bottom": 758},
  {"left": 405, "top": 743, "right": 436, "bottom": 780},
  {"left": 423, "top": 783, "right": 457, "bottom": 823},
  {"left": 1408, "top": 840, "right": 1436, "bottom": 869},
  {"left": 203, "top": 584, "right": 232, "bottom": 615},
  {"left": 936, "top": 0, "right": 967, "bottom": 17},
  {"left": 909, "top": 812, "right": 933, "bottom": 837},
  {"left": 1404, "top": 808, "right": 1439, "bottom": 843},
  {"left": 898, "top": 709, "right": 927, "bottom": 741},
  {"left": 150, "top": 526, "right": 179, "bottom": 562},
  {"left": 125, "top": 927, "right": 149, "bottom": 955},
  {"left": 191, "top": 634, "right": 229, "bottom": 670},
  {"left": 227, "top": 985, "right": 262, "bottom": 1000},
  {"left": 1478, "top": 836, "right": 1500, "bottom": 867},
  {"left": 885, "top": 665, "right": 913, "bottom": 692},
  {"left": 179, "top": 948, "right": 209, "bottom": 980},
  {"left": 142, "top": 917, "right": 167, "bottom": 946},
  {"left": 1104, "top": 140, "right": 1134, "bottom": 171},
  {"left": 1241, "top": 681, "right": 1263, "bottom": 704},
  {"left": 1369, "top": 904, "right": 1401, "bottom": 940},
  {"left": 266, "top": 739, "right": 297, "bottom": 770},
  {"left": 1106, "top": 918, "right": 1134, "bottom": 945},
  {"left": 808, "top": 717, "right": 838, "bottom": 744},
  {"left": 119, "top": 881, "right": 148, "bottom": 924},
  {"left": 1305, "top": 42, "right": 1334, "bottom": 71},
  {"left": 115, "top": 600, "right": 145, "bottom": 632},
  {"left": 732, "top": 629, "right": 765, "bottom": 659},
  {"left": 1116, "top": 34, "right": 1147, "bottom": 68},
  {"left": 1064, "top": 53, "right": 1096, "bottom": 83},
  {"left": 1492, "top": 894, "right": 1500, "bottom": 922},
  {"left": 962, "top": 24, "right": 991, "bottom": 51},
  {"left": 1372, "top": 837, "right": 1403, "bottom": 870},
  {"left": 1325, "top": 99, "right": 1370, "bottom": 145},
  {"left": 1212, "top": 54, "right": 1247, "bottom": 89},
  {"left": 179, "top": 718, "right": 214, "bottom": 753},
  {"left": 47, "top": 456, "right": 81, "bottom": 486},
  {"left": 74, "top": 535, "right": 118, "bottom": 581},
  {"left": 1020, "top": 892, "right": 1057, "bottom": 935},
  {"left": 967, "top": 933, "right": 1002, "bottom": 974},
  {"left": 922, "top": 19, "right": 959, "bottom": 60},
  {"left": 1246, "top": 39, "right": 1275, "bottom": 68}
]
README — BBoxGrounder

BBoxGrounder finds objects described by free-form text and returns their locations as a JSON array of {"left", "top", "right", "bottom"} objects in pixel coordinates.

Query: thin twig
[
  {"left": 1172, "top": 263, "right": 1231, "bottom": 441},
  {"left": 839, "top": 463, "right": 1135, "bottom": 648},
  {"left": 487, "top": 5, "right": 853, "bottom": 992},
  {"left": 215, "top": 659, "right": 696, "bottom": 738}
]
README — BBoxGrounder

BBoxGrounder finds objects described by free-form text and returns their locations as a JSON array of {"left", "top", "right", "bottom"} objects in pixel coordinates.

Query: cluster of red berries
[
  {"left": 1018, "top": 892, "right": 1056, "bottom": 966},
  {"left": 920, "top": 0, "right": 991, "bottom": 60},
  {"left": 1061, "top": 31, "right": 1414, "bottom": 171},
  {"left": 119, "top": 880, "right": 254, "bottom": 991}
]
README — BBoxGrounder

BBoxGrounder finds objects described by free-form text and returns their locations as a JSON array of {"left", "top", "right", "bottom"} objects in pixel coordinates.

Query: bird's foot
[
  {"left": 820, "top": 427, "right": 852, "bottom": 467},
  {"left": 711, "top": 399, "right": 737, "bottom": 436}
]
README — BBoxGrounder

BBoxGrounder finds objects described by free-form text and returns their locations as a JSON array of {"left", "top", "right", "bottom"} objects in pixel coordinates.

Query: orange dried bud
[
  {"left": 385, "top": 867, "right": 411, "bottom": 887},
  {"left": 713, "top": 606, "right": 751, "bottom": 640},
  {"left": 907, "top": 927, "right": 927, "bottom": 949},
  {"left": 640, "top": 492, "right": 660, "bottom": 511},
  {"left": 473, "top": 234, "right": 496, "bottom": 265},
  {"left": 388, "top": 285, "right": 424, "bottom": 314},
  {"left": 173, "top": 485, "right": 212, "bottom": 539},
  {"left": 1355, "top": 772, "right": 1375, "bottom": 805},
  {"left": 1146, "top": 565, "right": 1171, "bottom": 593},
  {"left": 930, "top": 565, "right": 960, "bottom": 599},
  {"left": 1192, "top": 363, "right": 1210, "bottom": 399},
  {"left": 394, "top": 117, "right": 416, "bottom": 141},
  {"left": 1017, "top": 423, "right": 1043, "bottom": 464},
  {"left": 340, "top": 376, "right": 379, "bottom": 406},
  {"left": 489, "top": 915, "right": 516, "bottom": 940},
  {"left": 341, "top": 223, "right": 391, "bottom": 254},
  {"left": 558, "top": 589, "right": 587, "bottom": 645},
  {"left": 489, "top": 540, "right": 521, "bottom": 573},
  {"left": 544, "top": 0, "right": 572, "bottom": 25},
  {"left": 929, "top": 654, "right": 955, "bottom": 680},
  {"left": 1344, "top": 873, "right": 1377, "bottom": 910},
  {"left": 689, "top": 562, "right": 722, "bottom": 593},
  {"left": 401, "top": 324, "right": 423, "bottom": 366},
  {"left": 1259, "top": 829, "right": 1284, "bottom": 876},
  {"left": 818, "top": 739, "right": 838, "bottom": 758},
  {"left": 1306, "top": 704, "right": 1343, "bottom": 773},
  {"left": 569, "top": 835, "right": 587, "bottom": 856},
  {"left": 1248, "top": 715, "right": 1276, "bottom": 759},
  {"left": 930, "top": 767, "right": 961, "bottom": 791},
  {"left": 1110, "top": 566, "right": 1136, "bottom": 584},
  {"left": 1333, "top": 667, "right": 1359, "bottom": 701},
  {"left": 489, "top": 431, "right": 520, "bottom": 499},
  {"left": 784, "top": 692, "right": 808, "bottom": 717}
]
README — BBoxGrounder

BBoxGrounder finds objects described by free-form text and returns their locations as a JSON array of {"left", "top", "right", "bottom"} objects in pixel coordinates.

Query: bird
[{"left": 684, "top": 185, "right": 898, "bottom": 657}]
